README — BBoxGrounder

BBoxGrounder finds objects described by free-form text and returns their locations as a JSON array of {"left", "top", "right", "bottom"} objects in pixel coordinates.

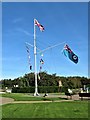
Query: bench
[{"left": 79, "top": 93, "right": 90, "bottom": 100}]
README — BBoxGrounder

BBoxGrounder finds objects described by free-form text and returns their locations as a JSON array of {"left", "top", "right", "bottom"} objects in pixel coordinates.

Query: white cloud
[
  {"left": 16, "top": 28, "right": 34, "bottom": 36},
  {"left": 13, "top": 18, "right": 23, "bottom": 23}
]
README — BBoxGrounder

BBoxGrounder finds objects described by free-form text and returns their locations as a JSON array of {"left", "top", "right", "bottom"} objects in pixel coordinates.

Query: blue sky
[{"left": 2, "top": 2, "right": 88, "bottom": 79}]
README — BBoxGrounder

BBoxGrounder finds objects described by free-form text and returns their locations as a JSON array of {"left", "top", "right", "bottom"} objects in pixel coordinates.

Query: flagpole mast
[{"left": 34, "top": 19, "right": 39, "bottom": 96}]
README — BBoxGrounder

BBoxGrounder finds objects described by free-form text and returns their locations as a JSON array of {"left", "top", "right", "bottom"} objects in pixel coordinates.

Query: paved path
[
  {"left": 13, "top": 99, "right": 74, "bottom": 104},
  {"left": 0, "top": 97, "right": 14, "bottom": 105},
  {"left": 0, "top": 94, "right": 79, "bottom": 105},
  {"left": 48, "top": 94, "right": 79, "bottom": 100}
]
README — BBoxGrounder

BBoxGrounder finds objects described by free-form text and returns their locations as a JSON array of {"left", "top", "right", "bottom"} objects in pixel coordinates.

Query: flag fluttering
[
  {"left": 26, "top": 46, "right": 32, "bottom": 70},
  {"left": 38, "top": 73, "right": 40, "bottom": 80},
  {"left": 40, "top": 66, "right": 42, "bottom": 70},
  {"left": 40, "top": 59, "right": 44, "bottom": 64},
  {"left": 63, "top": 44, "right": 78, "bottom": 64},
  {"left": 35, "top": 19, "right": 44, "bottom": 32}
]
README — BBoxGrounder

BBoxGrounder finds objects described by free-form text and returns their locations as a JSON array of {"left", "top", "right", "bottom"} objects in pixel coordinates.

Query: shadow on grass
[{"left": 42, "top": 97, "right": 68, "bottom": 101}]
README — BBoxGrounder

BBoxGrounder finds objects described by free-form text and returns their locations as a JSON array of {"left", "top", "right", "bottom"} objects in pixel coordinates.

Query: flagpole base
[{"left": 34, "top": 92, "right": 39, "bottom": 96}]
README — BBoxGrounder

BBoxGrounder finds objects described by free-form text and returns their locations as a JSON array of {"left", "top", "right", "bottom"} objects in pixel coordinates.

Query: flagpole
[{"left": 34, "top": 19, "right": 39, "bottom": 96}]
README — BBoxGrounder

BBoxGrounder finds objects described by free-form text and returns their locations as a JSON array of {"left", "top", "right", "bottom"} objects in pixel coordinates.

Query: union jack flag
[{"left": 35, "top": 19, "right": 44, "bottom": 32}]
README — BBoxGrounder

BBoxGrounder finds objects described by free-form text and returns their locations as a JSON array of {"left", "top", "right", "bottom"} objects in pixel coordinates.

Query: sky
[{"left": 2, "top": 2, "right": 88, "bottom": 80}]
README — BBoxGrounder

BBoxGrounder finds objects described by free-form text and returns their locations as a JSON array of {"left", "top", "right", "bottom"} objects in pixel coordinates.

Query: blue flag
[{"left": 63, "top": 44, "right": 78, "bottom": 64}]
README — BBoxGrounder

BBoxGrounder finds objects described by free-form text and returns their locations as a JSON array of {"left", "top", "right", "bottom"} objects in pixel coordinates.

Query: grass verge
[
  {"left": 1, "top": 93, "right": 67, "bottom": 101},
  {"left": 2, "top": 101, "right": 88, "bottom": 118}
]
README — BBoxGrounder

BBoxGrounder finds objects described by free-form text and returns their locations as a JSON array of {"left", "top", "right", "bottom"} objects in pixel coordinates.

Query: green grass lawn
[
  {"left": 2, "top": 101, "right": 88, "bottom": 118},
  {"left": 1, "top": 93, "right": 67, "bottom": 101}
]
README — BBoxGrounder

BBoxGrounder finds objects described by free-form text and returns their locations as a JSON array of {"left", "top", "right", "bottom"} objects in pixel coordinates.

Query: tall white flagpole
[{"left": 34, "top": 19, "right": 39, "bottom": 96}]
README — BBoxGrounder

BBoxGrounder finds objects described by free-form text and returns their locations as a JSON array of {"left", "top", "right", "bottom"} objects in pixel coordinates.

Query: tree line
[{"left": 1, "top": 71, "right": 90, "bottom": 89}]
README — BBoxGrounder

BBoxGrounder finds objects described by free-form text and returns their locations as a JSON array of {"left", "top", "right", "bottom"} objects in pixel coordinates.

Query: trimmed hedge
[
  {"left": 38, "top": 86, "right": 59, "bottom": 93},
  {"left": 12, "top": 86, "right": 68, "bottom": 93},
  {"left": 12, "top": 87, "right": 34, "bottom": 93}
]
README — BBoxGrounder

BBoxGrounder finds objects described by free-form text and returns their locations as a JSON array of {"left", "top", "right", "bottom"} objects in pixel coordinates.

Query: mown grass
[
  {"left": 2, "top": 101, "right": 88, "bottom": 118},
  {"left": 1, "top": 93, "right": 67, "bottom": 101}
]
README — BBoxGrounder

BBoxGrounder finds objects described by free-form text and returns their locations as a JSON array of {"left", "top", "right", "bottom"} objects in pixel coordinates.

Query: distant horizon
[{"left": 1, "top": 71, "right": 89, "bottom": 80}]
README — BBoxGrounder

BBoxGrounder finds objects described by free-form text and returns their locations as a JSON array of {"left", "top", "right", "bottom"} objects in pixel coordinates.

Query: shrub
[{"left": 12, "top": 86, "right": 59, "bottom": 93}]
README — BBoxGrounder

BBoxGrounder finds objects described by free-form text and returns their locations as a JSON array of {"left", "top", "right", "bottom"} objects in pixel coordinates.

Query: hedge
[{"left": 12, "top": 86, "right": 69, "bottom": 93}]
